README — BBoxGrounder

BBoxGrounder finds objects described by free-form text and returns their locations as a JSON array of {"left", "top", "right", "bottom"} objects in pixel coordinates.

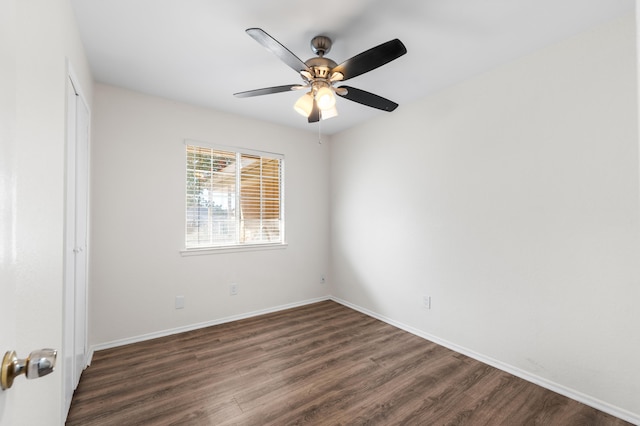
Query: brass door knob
[{"left": 1, "top": 349, "right": 57, "bottom": 390}]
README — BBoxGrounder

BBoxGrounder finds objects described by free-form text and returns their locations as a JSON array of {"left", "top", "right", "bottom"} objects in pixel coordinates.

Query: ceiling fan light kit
[
  {"left": 315, "top": 86, "right": 336, "bottom": 109},
  {"left": 233, "top": 28, "right": 407, "bottom": 124},
  {"left": 293, "top": 92, "right": 314, "bottom": 117}
]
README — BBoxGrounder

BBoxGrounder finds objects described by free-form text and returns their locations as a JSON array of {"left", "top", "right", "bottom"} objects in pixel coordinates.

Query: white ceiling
[{"left": 71, "top": 0, "right": 634, "bottom": 135}]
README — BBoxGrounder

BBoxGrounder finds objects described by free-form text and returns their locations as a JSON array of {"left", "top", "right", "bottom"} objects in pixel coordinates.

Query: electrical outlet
[
  {"left": 175, "top": 296, "right": 185, "bottom": 309},
  {"left": 230, "top": 283, "right": 238, "bottom": 296},
  {"left": 422, "top": 295, "right": 431, "bottom": 310}
]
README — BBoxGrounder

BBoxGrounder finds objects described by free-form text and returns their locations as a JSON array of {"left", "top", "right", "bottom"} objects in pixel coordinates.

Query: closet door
[{"left": 63, "top": 73, "right": 90, "bottom": 417}]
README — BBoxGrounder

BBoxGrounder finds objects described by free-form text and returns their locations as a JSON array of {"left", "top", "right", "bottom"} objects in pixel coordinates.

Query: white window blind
[{"left": 185, "top": 143, "right": 284, "bottom": 249}]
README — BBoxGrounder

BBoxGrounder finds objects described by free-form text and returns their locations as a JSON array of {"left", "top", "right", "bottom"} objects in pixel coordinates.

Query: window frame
[{"left": 181, "top": 140, "right": 286, "bottom": 255}]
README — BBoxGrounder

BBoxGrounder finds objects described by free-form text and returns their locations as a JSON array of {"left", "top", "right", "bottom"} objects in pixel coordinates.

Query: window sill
[{"left": 180, "top": 242, "right": 288, "bottom": 256}]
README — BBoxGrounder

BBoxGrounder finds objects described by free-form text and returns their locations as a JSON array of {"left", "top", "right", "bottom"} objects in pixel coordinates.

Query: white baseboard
[
  {"left": 330, "top": 296, "right": 639, "bottom": 426},
  {"left": 89, "top": 296, "right": 330, "bottom": 353}
]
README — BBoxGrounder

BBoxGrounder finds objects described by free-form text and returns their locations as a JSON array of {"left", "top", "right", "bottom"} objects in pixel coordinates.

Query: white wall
[
  {"left": 330, "top": 14, "right": 640, "bottom": 421},
  {"left": 0, "top": 0, "right": 18, "bottom": 422},
  {"left": 0, "top": 0, "right": 93, "bottom": 425},
  {"left": 89, "top": 85, "right": 330, "bottom": 346}
]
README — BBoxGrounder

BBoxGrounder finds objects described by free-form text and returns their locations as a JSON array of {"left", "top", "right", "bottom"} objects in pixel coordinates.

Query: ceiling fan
[{"left": 233, "top": 28, "right": 407, "bottom": 123}]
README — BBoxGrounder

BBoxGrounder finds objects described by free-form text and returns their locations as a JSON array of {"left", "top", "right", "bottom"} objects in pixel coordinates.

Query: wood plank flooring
[{"left": 66, "top": 301, "right": 631, "bottom": 425}]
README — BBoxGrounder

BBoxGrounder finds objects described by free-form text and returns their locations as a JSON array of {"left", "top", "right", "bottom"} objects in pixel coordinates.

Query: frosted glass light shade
[
  {"left": 321, "top": 106, "right": 338, "bottom": 120},
  {"left": 316, "top": 86, "right": 336, "bottom": 110},
  {"left": 294, "top": 93, "right": 314, "bottom": 117}
]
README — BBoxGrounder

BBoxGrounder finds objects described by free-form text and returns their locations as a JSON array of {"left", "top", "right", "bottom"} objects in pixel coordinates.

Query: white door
[
  {"left": 62, "top": 75, "right": 77, "bottom": 417},
  {"left": 0, "top": 235, "right": 18, "bottom": 423},
  {"left": 0, "top": 0, "right": 18, "bottom": 421},
  {"left": 74, "top": 85, "right": 90, "bottom": 387},
  {"left": 62, "top": 73, "right": 90, "bottom": 416},
  {"left": 0, "top": 231, "right": 18, "bottom": 424}
]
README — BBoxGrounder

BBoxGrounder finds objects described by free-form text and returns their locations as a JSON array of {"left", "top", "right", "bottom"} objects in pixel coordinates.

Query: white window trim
[
  {"left": 182, "top": 140, "right": 286, "bottom": 254},
  {"left": 179, "top": 242, "right": 288, "bottom": 256}
]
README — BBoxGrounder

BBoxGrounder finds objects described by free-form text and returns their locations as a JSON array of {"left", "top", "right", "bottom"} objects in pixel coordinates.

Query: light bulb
[
  {"left": 316, "top": 86, "right": 336, "bottom": 110},
  {"left": 294, "top": 93, "right": 314, "bottom": 117}
]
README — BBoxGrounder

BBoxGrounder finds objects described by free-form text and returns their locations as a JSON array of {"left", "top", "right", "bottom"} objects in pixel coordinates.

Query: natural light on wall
[{"left": 184, "top": 142, "right": 284, "bottom": 250}]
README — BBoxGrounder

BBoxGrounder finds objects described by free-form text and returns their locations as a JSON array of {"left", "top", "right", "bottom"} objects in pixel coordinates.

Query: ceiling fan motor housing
[{"left": 304, "top": 57, "right": 338, "bottom": 80}]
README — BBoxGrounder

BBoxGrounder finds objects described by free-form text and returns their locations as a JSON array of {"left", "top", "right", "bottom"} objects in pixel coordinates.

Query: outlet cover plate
[
  {"left": 423, "top": 295, "right": 431, "bottom": 309},
  {"left": 175, "top": 296, "right": 185, "bottom": 309}
]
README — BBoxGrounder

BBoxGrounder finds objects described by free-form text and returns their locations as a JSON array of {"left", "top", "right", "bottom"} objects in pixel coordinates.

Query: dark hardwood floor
[{"left": 66, "top": 301, "right": 631, "bottom": 425}]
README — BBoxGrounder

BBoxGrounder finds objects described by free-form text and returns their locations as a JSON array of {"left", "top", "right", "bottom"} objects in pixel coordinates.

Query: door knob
[{"left": 1, "top": 348, "right": 57, "bottom": 390}]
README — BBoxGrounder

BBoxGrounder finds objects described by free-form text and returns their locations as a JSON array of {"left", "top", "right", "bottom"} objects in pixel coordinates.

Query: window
[{"left": 185, "top": 142, "right": 284, "bottom": 250}]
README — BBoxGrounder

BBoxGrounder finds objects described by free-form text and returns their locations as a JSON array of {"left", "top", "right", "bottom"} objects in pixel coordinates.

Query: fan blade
[
  {"left": 308, "top": 98, "right": 320, "bottom": 123},
  {"left": 234, "top": 85, "right": 302, "bottom": 98},
  {"left": 337, "top": 86, "right": 399, "bottom": 112},
  {"left": 332, "top": 39, "right": 406, "bottom": 81},
  {"left": 246, "top": 28, "right": 312, "bottom": 74}
]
